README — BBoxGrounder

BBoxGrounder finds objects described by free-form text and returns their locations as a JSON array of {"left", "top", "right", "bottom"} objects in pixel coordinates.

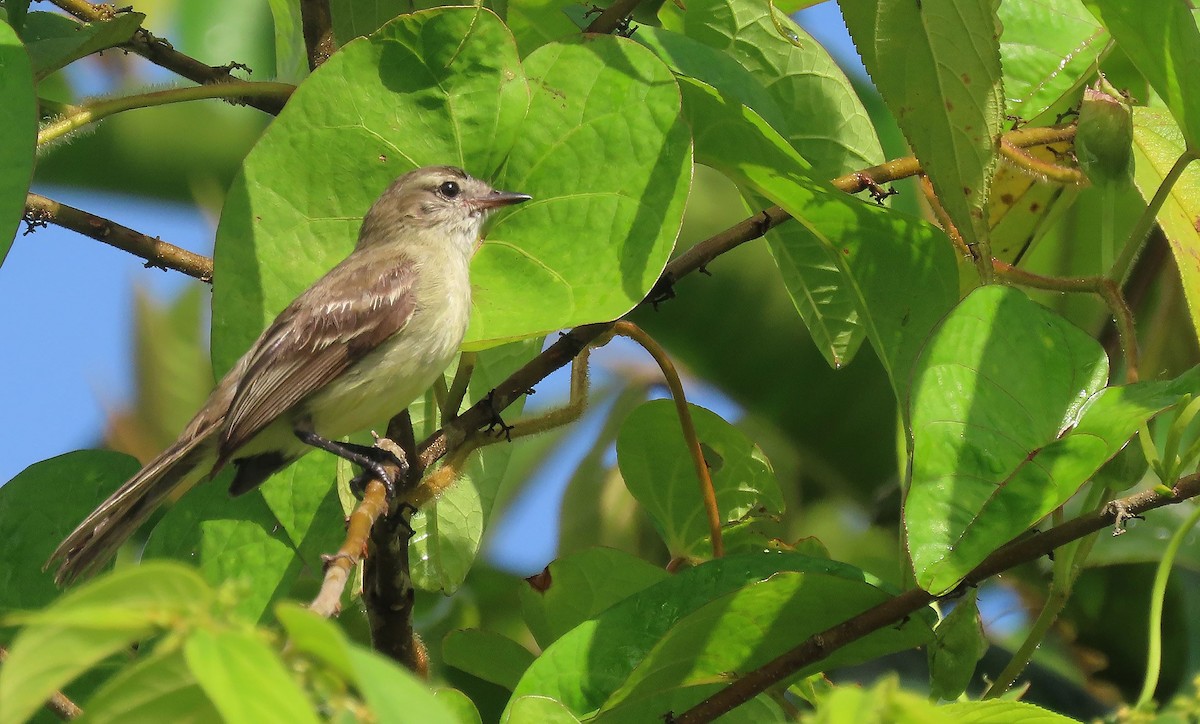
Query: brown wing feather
[{"left": 218, "top": 258, "right": 418, "bottom": 460}]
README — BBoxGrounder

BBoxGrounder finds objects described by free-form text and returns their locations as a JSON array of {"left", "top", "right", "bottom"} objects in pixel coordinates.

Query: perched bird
[{"left": 49, "top": 165, "right": 531, "bottom": 584}]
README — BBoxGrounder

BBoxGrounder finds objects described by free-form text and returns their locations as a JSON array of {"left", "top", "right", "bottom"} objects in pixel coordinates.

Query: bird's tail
[{"left": 48, "top": 432, "right": 216, "bottom": 585}]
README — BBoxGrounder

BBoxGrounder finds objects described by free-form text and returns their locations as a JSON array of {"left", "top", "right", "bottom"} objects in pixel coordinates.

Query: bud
[{"left": 1075, "top": 78, "right": 1134, "bottom": 187}]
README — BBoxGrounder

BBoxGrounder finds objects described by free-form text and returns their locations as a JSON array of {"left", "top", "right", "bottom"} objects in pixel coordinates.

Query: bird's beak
[{"left": 473, "top": 190, "right": 532, "bottom": 211}]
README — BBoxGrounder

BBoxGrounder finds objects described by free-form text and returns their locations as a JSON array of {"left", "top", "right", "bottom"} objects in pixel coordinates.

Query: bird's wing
[{"left": 218, "top": 258, "right": 418, "bottom": 460}]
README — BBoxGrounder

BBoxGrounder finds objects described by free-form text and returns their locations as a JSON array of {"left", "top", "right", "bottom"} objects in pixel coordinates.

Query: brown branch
[
  {"left": 673, "top": 473, "right": 1200, "bottom": 723},
  {"left": 300, "top": 0, "right": 337, "bottom": 71},
  {"left": 23, "top": 193, "right": 214, "bottom": 282},
  {"left": 48, "top": 0, "right": 286, "bottom": 115},
  {"left": 309, "top": 479, "right": 389, "bottom": 617}
]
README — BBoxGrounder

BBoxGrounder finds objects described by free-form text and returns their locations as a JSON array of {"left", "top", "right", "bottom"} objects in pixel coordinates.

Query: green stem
[
  {"left": 38, "top": 82, "right": 295, "bottom": 145},
  {"left": 1136, "top": 501, "right": 1200, "bottom": 709},
  {"left": 1109, "top": 148, "right": 1198, "bottom": 285},
  {"left": 984, "top": 485, "right": 1111, "bottom": 698}
]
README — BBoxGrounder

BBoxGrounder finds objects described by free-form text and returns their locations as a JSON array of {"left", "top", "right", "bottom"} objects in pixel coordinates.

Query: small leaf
[
  {"left": 1076, "top": 82, "right": 1134, "bottom": 187},
  {"left": 19, "top": 11, "right": 144, "bottom": 80},
  {"left": 81, "top": 647, "right": 219, "bottom": 724},
  {"left": 927, "top": 591, "right": 987, "bottom": 701},
  {"left": 502, "top": 696, "right": 581, "bottom": 723},
  {"left": 616, "top": 400, "right": 783, "bottom": 558}
]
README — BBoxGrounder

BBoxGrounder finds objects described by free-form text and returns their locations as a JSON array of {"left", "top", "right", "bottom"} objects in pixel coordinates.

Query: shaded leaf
[
  {"left": 0, "top": 15, "right": 35, "bottom": 265},
  {"left": 20, "top": 11, "right": 144, "bottom": 80},
  {"left": 184, "top": 628, "right": 318, "bottom": 723},
  {"left": 443, "top": 628, "right": 535, "bottom": 691}
]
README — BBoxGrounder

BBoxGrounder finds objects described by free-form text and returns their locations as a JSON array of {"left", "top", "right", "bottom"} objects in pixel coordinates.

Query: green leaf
[
  {"left": 842, "top": 0, "right": 1004, "bottom": 252},
  {"left": 0, "top": 451, "right": 140, "bottom": 614},
  {"left": 476, "top": 35, "right": 691, "bottom": 347},
  {"left": 184, "top": 628, "right": 318, "bottom": 724},
  {"left": 808, "top": 676, "right": 954, "bottom": 724},
  {"left": 0, "top": 15, "right": 35, "bottom": 265},
  {"left": 275, "top": 604, "right": 354, "bottom": 679},
  {"left": 345, "top": 646, "right": 459, "bottom": 724},
  {"left": 504, "top": 0, "right": 580, "bottom": 56},
  {"left": 596, "top": 571, "right": 935, "bottom": 718},
  {"left": 507, "top": 552, "right": 936, "bottom": 718},
  {"left": 632, "top": 25, "right": 788, "bottom": 133},
  {"left": 81, "top": 647, "right": 220, "bottom": 724},
  {"left": 615, "top": 400, "right": 783, "bottom": 558},
  {"left": 907, "top": 285, "right": 1200, "bottom": 593},
  {"left": 517, "top": 547, "right": 670, "bottom": 649},
  {"left": 443, "top": 628, "right": 535, "bottom": 691},
  {"left": 679, "top": 0, "right": 884, "bottom": 178},
  {"left": 939, "top": 699, "right": 1080, "bottom": 722},
  {"left": 927, "top": 591, "right": 987, "bottom": 701},
  {"left": 0, "top": 563, "right": 212, "bottom": 724},
  {"left": 19, "top": 11, "right": 144, "bottom": 80},
  {"left": 258, "top": 452, "right": 346, "bottom": 577},
  {"left": 502, "top": 696, "right": 581, "bottom": 723},
  {"left": 1131, "top": 107, "right": 1200, "bottom": 344},
  {"left": 212, "top": 7, "right": 529, "bottom": 374},
  {"left": 264, "top": 0, "right": 307, "bottom": 80},
  {"left": 432, "top": 687, "right": 483, "bottom": 724},
  {"left": 4, "top": 1, "right": 29, "bottom": 34},
  {"left": 1084, "top": 0, "right": 1200, "bottom": 148},
  {"left": 143, "top": 472, "right": 301, "bottom": 622},
  {"left": 679, "top": 76, "right": 958, "bottom": 396},
  {"left": 998, "top": 0, "right": 1108, "bottom": 121},
  {"left": 1076, "top": 83, "right": 1135, "bottom": 187}
]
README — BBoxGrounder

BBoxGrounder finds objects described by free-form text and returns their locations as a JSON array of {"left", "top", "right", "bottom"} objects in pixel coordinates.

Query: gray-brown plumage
[{"left": 48, "top": 165, "right": 530, "bottom": 584}]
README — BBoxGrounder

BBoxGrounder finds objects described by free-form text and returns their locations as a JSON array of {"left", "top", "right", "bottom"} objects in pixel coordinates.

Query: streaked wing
[{"left": 218, "top": 258, "right": 417, "bottom": 459}]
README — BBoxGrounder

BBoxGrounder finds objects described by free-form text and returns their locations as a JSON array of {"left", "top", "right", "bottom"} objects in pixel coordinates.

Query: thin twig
[
  {"left": 48, "top": 0, "right": 287, "bottom": 115},
  {"left": 672, "top": 474, "right": 1200, "bottom": 723},
  {"left": 38, "top": 82, "right": 295, "bottom": 146},
  {"left": 23, "top": 193, "right": 213, "bottom": 282},
  {"left": 611, "top": 321, "right": 723, "bottom": 558},
  {"left": 309, "top": 479, "right": 389, "bottom": 617}
]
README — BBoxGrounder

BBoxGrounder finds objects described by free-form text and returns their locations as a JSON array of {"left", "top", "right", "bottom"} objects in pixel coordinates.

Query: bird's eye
[{"left": 438, "top": 181, "right": 461, "bottom": 198}]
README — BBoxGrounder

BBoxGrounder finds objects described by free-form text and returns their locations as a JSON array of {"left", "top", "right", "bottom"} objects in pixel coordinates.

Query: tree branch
[
  {"left": 47, "top": 0, "right": 287, "bottom": 115},
  {"left": 309, "top": 479, "right": 389, "bottom": 617},
  {"left": 23, "top": 193, "right": 214, "bottom": 282},
  {"left": 673, "top": 473, "right": 1200, "bottom": 723},
  {"left": 300, "top": 0, "right": 337, "bottom": 71}
]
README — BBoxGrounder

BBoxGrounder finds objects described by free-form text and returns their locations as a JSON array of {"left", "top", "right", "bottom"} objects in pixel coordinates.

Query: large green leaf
[
  {"left": 0, "top": 451, "right": 140, "bottom": 615},
  {"left": 81, "top": 647, "right": 220, "bottom": 723},
  {"left": 442, "top": 628, "right": 535, "bottom": 691},
  {"left": 518, "top": 547, "right": 670, "bottom": 649},
  {"left": 507, "top": 552, "right": 936, "bottom": 719},
  {"left": 679, "top": 77, "right": 957, "bottom": 400},
  {"left": 0, "top": 16, "right": 35, "bottom": 265},
  {"left": 594, "top": 571, "right": 934, "bottom": 720},
  {"left": 907, "top": 285, "right": 1200, "bottom": 593},
  {"left": 842, "top": 0, "right": 1004, "bottom": 254},
  {"left": 679, "top": 0, "right": 883, "bottom": 179},
  {"left": 212, "top": 7, "right": 529, "bottom": 374},
  {"left": 476, "top": 35, "right": 692, "bottom": 347},
  {"left": 615, "top": 400, "right": 783, "bottom": 558},
  {"left": 998, "top": 0, "right": 1108, "bottom": 121},
  {"left": 1085, "top": 0, "right": 1200, "bottom": 148},
  {"left": 1130, "top": 107, "right": 1200, "bottom": 344},
  {"left": 503, "top": 0, "right": 579, "bottom": 56}
]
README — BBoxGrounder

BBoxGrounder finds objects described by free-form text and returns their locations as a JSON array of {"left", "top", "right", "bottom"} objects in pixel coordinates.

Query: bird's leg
[{"left": 294, "top": 430, "right": 407, "bottom": 498}]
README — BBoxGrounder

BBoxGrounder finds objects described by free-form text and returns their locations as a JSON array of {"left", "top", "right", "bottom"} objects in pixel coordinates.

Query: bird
[{"left": 48, "top": 165, "right": 531, "bottom": 584}]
